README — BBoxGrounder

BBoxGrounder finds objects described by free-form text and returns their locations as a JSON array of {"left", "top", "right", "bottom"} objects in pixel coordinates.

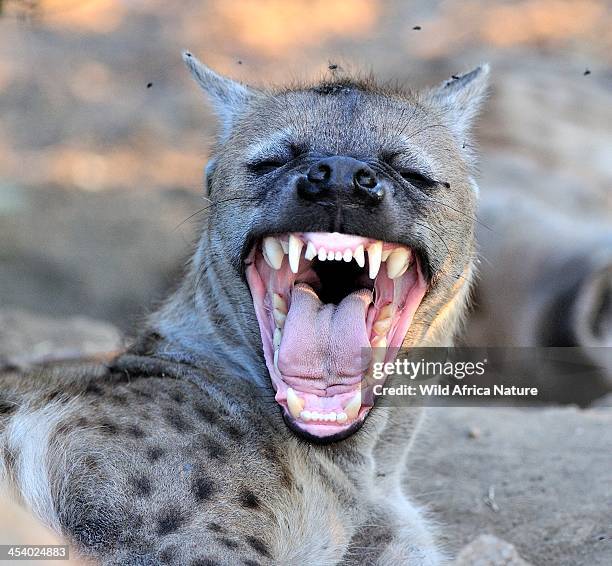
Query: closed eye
[
  {"left": 397, "top": 168, "right": 438, "bottom": 190},
  {"left": 248, "top": 143, "right": 307, "bottom": 176},
  {"left": 249, "top": 159, "right": 288, "bottom": 175}
]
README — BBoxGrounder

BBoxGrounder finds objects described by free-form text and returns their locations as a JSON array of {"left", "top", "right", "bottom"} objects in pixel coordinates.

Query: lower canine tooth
[
  {"left": 263, "top": 237, "right": 284, "bottom": 270},
  {"left": 367, "top": 241, "right": 383, "bottom": 279},
  {"left": 286, "top": 387, "right": 304, "bottom": 419},
  {"left": 344, "top": 391, "right": 361, "bottom": 420},
  {"left": 386, "top": 248, "right": 410, "bottom": 279},
  {"left": 288, "top": 234, "right": 304, "bottom": 274}
]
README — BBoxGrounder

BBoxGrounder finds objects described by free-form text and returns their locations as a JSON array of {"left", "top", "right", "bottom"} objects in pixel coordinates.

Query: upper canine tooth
[
  {"left": 286, "top": 387, "right": 304, "bottom": 419},
  {"left": 263, "top": 237, "right": 284, "bottom": 270},
  {"left": 386, "top": 248, "right": 410, "bottom": 279},
  {"left": 343, "top": 249, "right": 353, "bottom": 262},
  {"left": 305, "top": 241, "right": 317, "bottom": 261},
  {"left": 288, "top": 234, "right": 304, "bottom": 274},
  {"left": 354, "top": 245, "right": 365, "bottom": 268},
  {"left": 367, "top": 241, "right": 383, "bottom": 279},
  {"left": 273, "top": 293, "right": 287, "bottom": 313},
  {"left": 344, "top": 391, "right": 361, "bottom": 420},
  {"left": 318, "top": 247, "right": 327, "bottom": 261}
]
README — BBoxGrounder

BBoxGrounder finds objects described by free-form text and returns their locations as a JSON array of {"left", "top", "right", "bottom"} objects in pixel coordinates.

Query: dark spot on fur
[
  {"left": 222, "top": 423, "right": 243, "bottom": 440},
  {"left": 0, "top": 398, "right": 16, "bottom": 415},
  {"left": 76, "top": 416, "right": 89, "bottom": 428},
  {"left": 243, "top": 561, "right": 261, "bottom": 566},
  {"left": 130, "top": 475, "right": 152, "bottom": 497},
  {"left": 159, "top": 546, "right": 176, "bottom": 563},
  {"left": 146, "top": 446, "right": 165, "bottom": 462},
  {"left": 245, "top": 536, "right": 271, "bottom": 558},
  {"left": 2, "top": 446, "right": 16, "bottom": 480},
  {"left": 98, "top": 419, "right": 118, "bottom": 435},
  {"left": 237, "top": 60, "right": 242, "bottom": 65},
  {"left": 110, "top": 393, "right": 128, "bottom": 406},
  {"left": 584, "top": 69, "right": 591, "bottom": 76},
  {"left": 239, "top": 490, "right": 260, "bottom": 509},
  {"left": 208, "top": 522, "right": 223, "bottom": 533},
  {"left": 441, "top": 181, "right": 451, "bottom": 189},
  {"left": 156, "top": 507, "right": 186, "bottom": 536},
  {"left": 45, "top": 390, "right": 62, "bottom": 402},
  {"left": 193, "top": 403, "right": 218, "bottom": 424},
  {"left": 54, "top": 420, "right": 77, "bottom": 436},
  {"left": 84, "top": 383, "right": 103, "bottom": 396},
  {"left": 328, "top": 64, "right": 338, "bottom": 70},
  {"left": 452, "top": 74, "right": 460, "bottom": 80},
  {"left": 192, "top": 475, "right": 215, "bottom": 502},
  {"left": 191, "top": 559, "right": 219, "bottom": 566},
  {"left": 165, "top": 409, "right": 192, "bottom": 433},
  {"left": 127, "top": 424, "right": 146, "bottom": 438},
  {"left": 147, "top": 82, "right": 153, "bottom": 88},
  {"left": 199, "top": 435, "right": 227, "bottom": 460},
  {"left": 170, "top": 390, "right": 185, "bottom": 404},
  {"left": 412, "top": 25, "right": 421, "bottom": 30},
  {"left": 219, "top": 537, "right": 239, "bottom": 549}
]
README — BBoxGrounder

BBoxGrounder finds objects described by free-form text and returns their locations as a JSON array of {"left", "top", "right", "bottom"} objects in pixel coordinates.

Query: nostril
[
  {"left": 307, "top": 164, "right": 331, "bottom": 184},
  {"left": 354, "top": 169, "right": 377, "bottom": 189}
]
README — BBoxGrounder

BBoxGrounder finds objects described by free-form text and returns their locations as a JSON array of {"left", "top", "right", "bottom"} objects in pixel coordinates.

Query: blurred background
[{"left": 0, "top": 0, "right": 611, "bottom": 390}]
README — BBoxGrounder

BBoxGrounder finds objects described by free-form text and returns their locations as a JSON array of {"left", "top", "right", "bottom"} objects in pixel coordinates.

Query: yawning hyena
[{"left": 0, "top": 53, "right": 489, "bottom": 564}]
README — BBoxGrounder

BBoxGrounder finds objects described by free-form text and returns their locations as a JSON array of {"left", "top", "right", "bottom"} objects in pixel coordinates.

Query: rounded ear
[
  {"left": 182, "top": 50, "right": 254, "bottom": 140},
  {"left": 426, "top": 64, "right": 490, "bottom": 141}
]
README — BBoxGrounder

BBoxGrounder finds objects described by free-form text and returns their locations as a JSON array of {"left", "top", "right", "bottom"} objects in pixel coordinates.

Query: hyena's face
[{"left": 184, "top": 53, "right": 488, "bottom": 442}]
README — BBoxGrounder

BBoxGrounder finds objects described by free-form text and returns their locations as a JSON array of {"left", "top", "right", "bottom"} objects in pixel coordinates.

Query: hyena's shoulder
[{"left": 0, "top": 359, "right": 311, "bottom": 565}]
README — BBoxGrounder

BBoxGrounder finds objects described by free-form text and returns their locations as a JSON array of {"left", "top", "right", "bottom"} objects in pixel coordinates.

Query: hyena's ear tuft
[
  {"left": 426, "top": 64, "right": 490, "bottom": 141},
  {"left": 182, "top": 50, "right": 253, "bottom": 139}
]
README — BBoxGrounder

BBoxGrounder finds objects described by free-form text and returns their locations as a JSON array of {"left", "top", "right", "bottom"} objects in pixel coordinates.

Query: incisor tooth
[
  {"left": 301, "top": 410, "right": 312, "bottom": 421},
  {"left": 318, "top": 247, "right": 327, "bottom": 261},
  {"left": 286, "top": 387, "right": 304, "bottom": 419},
  {"left": 335, "top": 251, "right": 343, "bottom": 261},
  {"left": 273, "top": 293, "right": 287, "bottom": 313},
  {"left": 354, "top": 245, "right": 365, "bottom": 268},
  {"left": 280, "top": 239, "right": 289, "bottom": 254},
  {"left": 367, "top": 241, "right": 383, "bottom": 279},
  {"left": 273, "top": 327, "right": 282, "bottom": 348},
  {"left": 288, "top": 234, "right": 303, "bottom": 274},
  {"left": 273, "top": 309, "right": 286, "bottom": 328},
  {"left": 305, "top": 241, "right": 317, "bottom": 260},
  {"left": 386, "top": 248, "right": 411, "bottom": 279},
  {"left": 344, "top": 391, "right": 361, "bottom": 420},
  {"left": 263, "top": 237, "right": 284, "bottom": 270},
  {"left": 373, "top": 318, "right": 392, "bottom": 336},
  {"left": 343, "top": 249, "right": 353, "bottom": 262},
  {"left": 337, "top": 412, "right": 348, "bottom": 424},
  {"left": 327, "top": 250, "right": 335, "bottom": 261}
]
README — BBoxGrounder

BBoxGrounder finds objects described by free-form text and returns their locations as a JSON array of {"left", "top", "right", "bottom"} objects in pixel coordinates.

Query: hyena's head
[{"left": 178, "top": 52, "right": 488, "bottom": 442}]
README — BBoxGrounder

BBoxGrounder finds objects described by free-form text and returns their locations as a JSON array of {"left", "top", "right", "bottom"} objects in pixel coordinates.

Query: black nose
[{"left": 297, "top": 156, "right": 385, "bottom": 205}]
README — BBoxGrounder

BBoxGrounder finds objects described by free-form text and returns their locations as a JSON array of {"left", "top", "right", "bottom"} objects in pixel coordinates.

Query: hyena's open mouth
[{"left": 246, "top": 231, "right": 427, "bottom": 441}]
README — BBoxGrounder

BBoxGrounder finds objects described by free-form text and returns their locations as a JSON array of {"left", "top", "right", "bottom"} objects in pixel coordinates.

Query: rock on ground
[
  {"left": 411, "top": 406, "right": 612, "bottom": 565},
  {"left": 455, "top": 534, "right": 531, "bottom": 565},
  {"left": 0, "top": 308, "right": 123, "bottom": 370}
]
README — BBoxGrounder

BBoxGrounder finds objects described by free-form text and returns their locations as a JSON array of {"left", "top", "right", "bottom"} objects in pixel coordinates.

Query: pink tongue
[{"left": 278, "top": 283, "right": 372, "bottom": 383}]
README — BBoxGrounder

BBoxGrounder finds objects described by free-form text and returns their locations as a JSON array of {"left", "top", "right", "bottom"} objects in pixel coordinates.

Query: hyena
[{"left": 0, "top": 53, "right": 489, "bottom": 564}]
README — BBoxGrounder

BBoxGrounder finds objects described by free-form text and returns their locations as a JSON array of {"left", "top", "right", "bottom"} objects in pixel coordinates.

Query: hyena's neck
[{"left": 140, "top": 236, "right": 269, "bottom": 386}]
